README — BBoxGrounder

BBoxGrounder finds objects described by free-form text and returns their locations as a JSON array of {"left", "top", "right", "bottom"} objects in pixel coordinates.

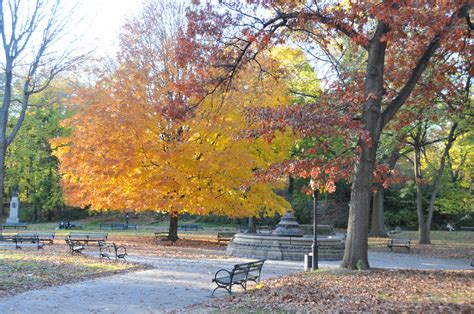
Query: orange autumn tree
[
  {"left": 53, "top": 59, "right": 296, "bottom": 238},
  {"left": 52, "top": 1, "right": 312, "bottom": 238}
]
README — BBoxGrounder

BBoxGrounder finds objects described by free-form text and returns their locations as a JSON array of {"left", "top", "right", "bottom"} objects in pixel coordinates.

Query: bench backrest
[
  {"left": 233, "top": 260, "right": 265, "bottom": 278},
  {"left": 391, "top": 238, "right": 410, "bottom": 243},
  {"left": 69, "top": 232, "right": 108, "bottom": 240},
  {"left": 17, "top": 232, "right": 54, "bottom": 238},
  {"left": 218, "top": 232, "right": 236, "bottom": 240}
]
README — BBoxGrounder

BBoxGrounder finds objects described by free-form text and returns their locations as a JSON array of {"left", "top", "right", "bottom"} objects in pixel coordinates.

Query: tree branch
[{"left": 381, "top": 4, "right": 471, "bottom": 128}]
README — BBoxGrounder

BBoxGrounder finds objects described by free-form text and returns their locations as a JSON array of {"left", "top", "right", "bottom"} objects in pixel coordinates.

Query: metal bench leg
[{"left": 212, "top": 285, "right": 231, "bottom": 296}]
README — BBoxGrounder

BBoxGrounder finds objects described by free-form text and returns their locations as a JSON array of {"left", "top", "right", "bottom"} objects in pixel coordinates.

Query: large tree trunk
[
  {"left": 168, "top": 213, "right": 179, "bottom": 242},
  {"left": 370, "top": 187, "right": 386, "bottom": 237},
  {"left": 342, "top": 21, "right": 388, "bottom": 270},
  {"left": 248, "top": 216, "right": 257, "bottom": 233},
  {"left": 343, "top": 144, "right": 378, "bottom": 269}
]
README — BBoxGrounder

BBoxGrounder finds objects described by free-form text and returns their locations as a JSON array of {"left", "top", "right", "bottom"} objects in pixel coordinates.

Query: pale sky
[{"left": 75, "top": 0, "right": 144, "bottom": 58}]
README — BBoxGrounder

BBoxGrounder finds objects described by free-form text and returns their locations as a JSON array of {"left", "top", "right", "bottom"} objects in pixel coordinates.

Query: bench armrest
[
  {"left": 213, "top": 269, "right": 232, "bottom": 282},
  {"left": 115, "top": 245, "right": 127, "bottom": 254}
]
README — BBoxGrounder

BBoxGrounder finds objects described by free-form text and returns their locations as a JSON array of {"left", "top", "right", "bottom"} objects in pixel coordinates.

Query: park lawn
[
  {"left": 0, "top": 249, "right": 143, "bottom": 297},
  {"left": 206, "top": 269, "right": 474, "bottom": 312},
  {"left": 369, "top": 231, "right": 474, "bottom": 259}
]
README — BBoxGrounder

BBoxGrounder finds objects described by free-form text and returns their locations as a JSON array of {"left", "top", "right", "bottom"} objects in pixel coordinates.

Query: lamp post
[{"left": 312, "top": 189, "right": 319, "bottom": 271}]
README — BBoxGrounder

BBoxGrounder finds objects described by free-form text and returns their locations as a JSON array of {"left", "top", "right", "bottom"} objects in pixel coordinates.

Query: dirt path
[{"left": 0, "top": 252, "right": 471, "bottom": 313}]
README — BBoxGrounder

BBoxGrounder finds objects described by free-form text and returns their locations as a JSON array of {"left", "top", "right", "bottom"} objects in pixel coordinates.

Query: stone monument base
[{"left": 6, "top": 217, "right": 19, "bottom": 224}]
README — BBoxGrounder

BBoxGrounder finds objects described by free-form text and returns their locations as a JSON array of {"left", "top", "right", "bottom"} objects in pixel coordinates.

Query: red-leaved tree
[{"left": 183, "top": 1, "right": 471, "bottom": 269}]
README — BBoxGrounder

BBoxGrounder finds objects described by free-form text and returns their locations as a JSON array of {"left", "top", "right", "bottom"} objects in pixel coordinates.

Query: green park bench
[
  {"left": 100, "top": 223, "right": 137, "bottom": 230},
  {"left": 67, "top": 232, "right": 108, "bottom": 245},
  {"left": 0, "top": 234, "right": 44, "bottom": 250},
  {"left": 1, "top": 222, "right": 28, "bottom": 229},
  {"left": 154, "top": 232, "right": 177, "bottom": 244},
  {"left": 98, "top": 241, "right": 127, "bottom": 260},
  {"left": 212, "top": 259, "right": 265, "bottom": 295},
  {"left": 178, "top": 224, "right": 200, "bottom": 231},
  {"left": 65, "top": 238, "right": 85, "bottom": 254},
  {"left": 217, "top": 232, "right": 236, "bottom": 244},
  {"left": 387, "top": 238, "right": 411, "bottom": 252},
  {"left": 17, "top": 232, "right": 55, "bottom": 244}
]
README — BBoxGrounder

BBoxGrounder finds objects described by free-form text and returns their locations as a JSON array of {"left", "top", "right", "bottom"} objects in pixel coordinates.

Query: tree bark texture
[
  {"left": 0, "top": 148, "right": 4, "bottom": 222},
  {"left": 248, "top": 216, "right": 257, "bottom": 233},
  {"left": 168, "top": 214, "right": 179, "bottom": 242},
  {"left": 342, "top": 21, "right": 388, "bottom": 270},
  {"left": 370, "top": 187, "right": 386, "bottom": 237}
]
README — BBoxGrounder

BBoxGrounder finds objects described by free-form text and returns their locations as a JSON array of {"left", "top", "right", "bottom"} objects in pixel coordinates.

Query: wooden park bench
[
  {"left": 154, "top": 232, "right": 177, "bottom": 245},
  {"left": 100, "top": 223, "right": 137, "bottom": 230},
  {"left": 178, "top": 224, "right": 200, "bottom": 231},
  {"left": 0, "top": 235, "right": 44, "bottom": 250},
  {"left": 217, "top": 232, "right": 236, "bottom": 245},
  {"left": 98, "top": 241, "right": 127, "bottom": 260},
  {"left": 65, "top": 238, "right": 85, "bottom": 254},
  {"left": 17, "top": 232, "right": 55, "bottom": 245},
  {"left": 1, "top": 222, "right": 28, "bottom": 229},
  {"left": 387, "top": 238, "right": 411, "bottom": 252},
  {"left": 67, "top": 232, "right": 108, "bottom": 245},
  {"left": 460, "top": 226, "right": 474, "bottom": 231},
  {"left": 212, "top": 260, "right": 265, "bottom": 295}
]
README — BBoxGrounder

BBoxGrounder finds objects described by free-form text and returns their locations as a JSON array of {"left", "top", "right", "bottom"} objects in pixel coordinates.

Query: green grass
[
  {"left": 395, "top": 230, "right": 474, "bottom": 243},
  {"left": 0, "top": 250, "right": 140, "bottom": 295}
]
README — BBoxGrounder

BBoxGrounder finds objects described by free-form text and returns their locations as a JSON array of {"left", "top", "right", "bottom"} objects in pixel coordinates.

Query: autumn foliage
[
  {"left": 184, "top": 0, "right": 471, "bottom": 268},
  {"left": 52, "top": 2, "right": 333, "bottom": 221}
]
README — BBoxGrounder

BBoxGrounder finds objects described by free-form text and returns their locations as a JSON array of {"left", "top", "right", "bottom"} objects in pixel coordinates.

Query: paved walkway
[{"left": 0, "top": 252, "right": 471, "bottom": 313}]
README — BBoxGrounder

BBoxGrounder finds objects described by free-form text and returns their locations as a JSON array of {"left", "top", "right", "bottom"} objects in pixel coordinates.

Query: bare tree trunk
[
  {"left": 370, "top": 187, "right": 386, "bottom": 237},
  {"left": 371, "top": 149, "right": 398, "bottom": 237},
  {"left": 168, "top": 214, "right": 179, "bottom": 242},
  {"left": 0, "top": 148, "right": 4, "bottom": 222},
  {"left": 426, "top": 123, "right": 457, "bottom": 229},
  {"left": 414, "top": 141, "right": 430, "bottom": 244},
  {"left": 248, "top": 216, "right": 257, "bottom": 233},
  {"left": 287, "top": 175, "right": 294, "bottom": 204},
  {"left": 0, "top": 1, "right": 83, "bottom": 223},
  {"left": 414, "top": 123, "right": 457, "bottom": 245}
]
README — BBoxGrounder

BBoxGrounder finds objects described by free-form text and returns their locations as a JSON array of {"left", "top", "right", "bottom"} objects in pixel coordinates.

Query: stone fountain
[{"left": 226, "top": 211, "right": 345, "bottom": 261}]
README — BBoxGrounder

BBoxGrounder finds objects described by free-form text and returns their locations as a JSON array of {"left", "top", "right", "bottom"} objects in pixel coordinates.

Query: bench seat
[
  {"left": 387, "top": 238, "right": 411, "bottom": 252},
  {"left": 0, "top": 235, "right": 44, "bottom": 249},
  {"left": 217, "top": 232, "right": 236, "bottom": 244}
]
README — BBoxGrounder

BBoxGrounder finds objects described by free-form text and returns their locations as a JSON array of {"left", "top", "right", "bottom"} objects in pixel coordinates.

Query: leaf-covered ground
[
  {"left": 0, "top": 245, "right": 145, "bottom": 297},
  {"left": 111, "top": 235, "right": 229, "bottom": 260},
  {"left": 202, "top": 269, "right": 474, "bottom": 312}
]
